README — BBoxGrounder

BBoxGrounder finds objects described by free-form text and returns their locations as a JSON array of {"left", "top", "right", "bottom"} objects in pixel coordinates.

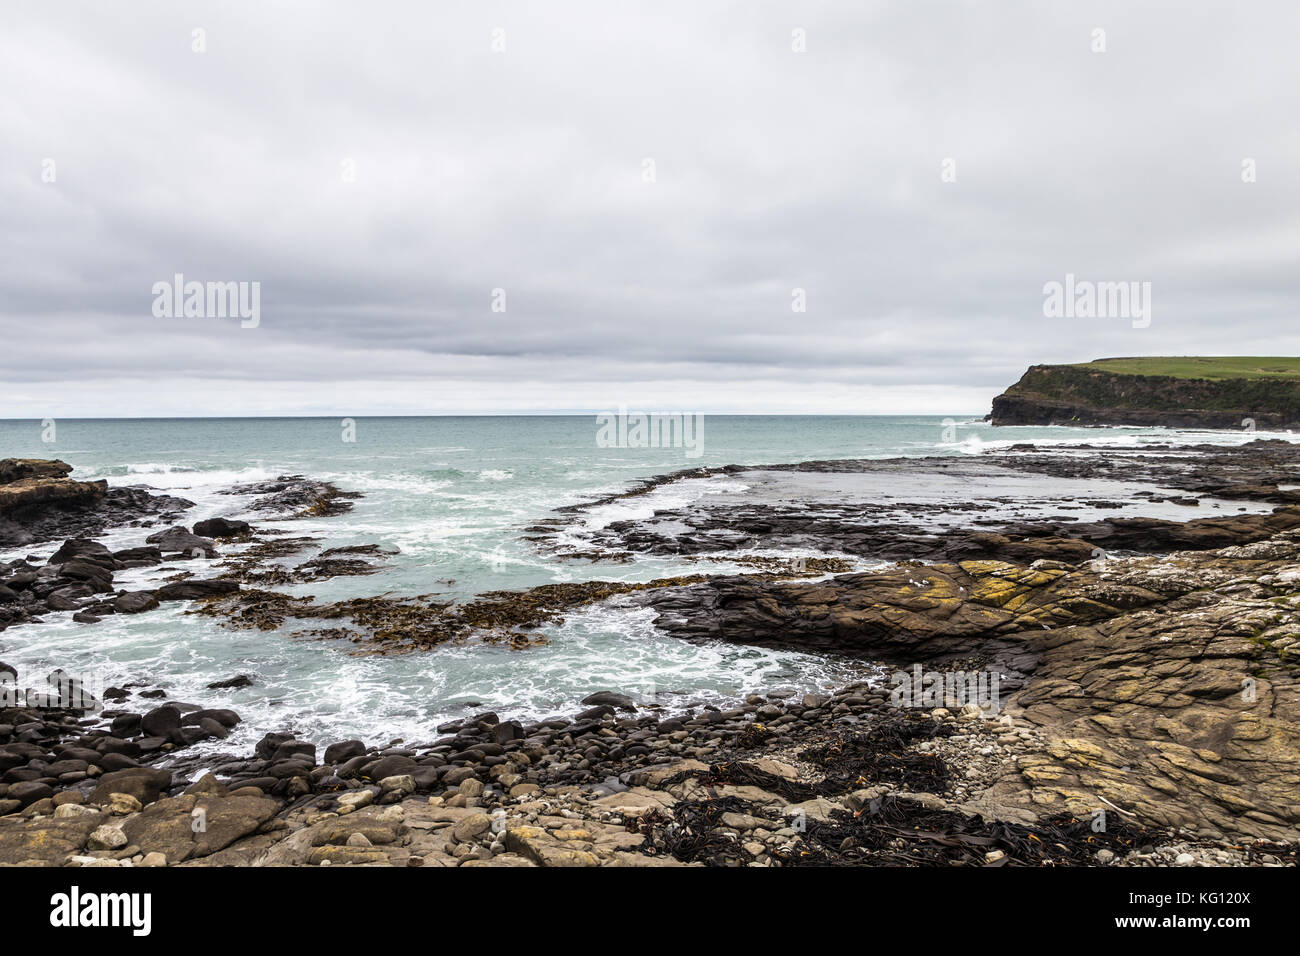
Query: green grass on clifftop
[{"left": 1072, "top": 357, "right": 1300, "bottom": 380}]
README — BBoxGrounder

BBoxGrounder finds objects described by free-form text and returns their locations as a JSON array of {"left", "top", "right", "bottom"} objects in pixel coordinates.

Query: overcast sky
[{"left": 3, "top": 1, "right": 1299, "bottom": 416}]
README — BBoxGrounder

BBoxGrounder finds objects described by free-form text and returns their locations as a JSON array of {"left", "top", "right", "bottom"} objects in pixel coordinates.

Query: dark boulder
[
  {"left": 492, "top": 720, "right": 525, "bottom": 744},
  {"left": 195, "top": 718, "right": 230, "bottom": 740},
  {"left": 7, "top": 780, "right": 54, "bottom": 806},
  {"left": 207, "top": 674, "right": 253, "bottom": 689},
  {"left": 156, "top": 579, "right": 239, "bottom": 601},
  {"left": 57, "top": 559, "right": 115, "bottom": 593},
  {"left": 581, "top": 691, "right": 637, "bottom": 711},
  {"left": 2, "top": 570, "right": 36, "bottom": 589},
  {"left": 255, "top": 732, "right": 294, "bottom": 761},
  {"left": 88, "top": 767, "right": 174, "bottom": 806},
  {"left": 360, "top": 755, "right": 417, "bottom": 781},
  {"left": 324, "top": 740, "right": 366, "bottom": 765},
  {"left": 270, "top": 740, "right": 316, "bottom": 763},
  {"left": 193, "top": 517, "right": 252, "bottom": 538},
  {"left": 144, "top": 526, "right": 218, "bottom": 558},
  {"left": 45, "top": 585, "right": 93, "bottom": 610},
  {"left": 109, "top": 712, "right": 142, "bottom": 738},
  {"left": 114, "top": 590, "right": 159, "bottom": 614},
  {"left": 46, "top": 538, "right": 112, "bottom": 565},
  {"left": 112, "top": 546, "right": 162, "bottom": 567},
  {"left": 336, "top": 755, "right": 372, "bottom": 778},
  {"left": 140, "top": 705, "right": 182, "bottom": 739},
  {"left": 411, "top": 766, "right": 443, "bottom": 790},
  {"left": 182, "top": 708, "right": 241, "bottom": 729},
  {"left": 98, "top": 752, "right": 140, "bottom": 772}
]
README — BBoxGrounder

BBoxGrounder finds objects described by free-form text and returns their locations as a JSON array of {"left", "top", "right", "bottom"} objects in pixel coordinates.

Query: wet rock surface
[
  {"left": 0, "top": 535, "right": 237, "bottom": 633},
  {"left": 222, "top": 475, "right": 361, "bottom": 518},
  {"left": 541, "top": 444, "right": 1300, "bottom": 563},
  {"left": 0, "top": 463, "right": 374, "bottom": 635},
  {"left": 0, "top": 457, "right": 193, "bottom": 551},
  {"left": 540, "top": 443, "right": 1300, "bottom": 851},
  {"left": 639, "top": 537, "right": 1300, "bottom": 843},
  {"left": 5, "top": 444, "right": 1300, "bottom": 865}
]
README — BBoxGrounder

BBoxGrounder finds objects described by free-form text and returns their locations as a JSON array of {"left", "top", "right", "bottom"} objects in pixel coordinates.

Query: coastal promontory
[{"left": 990, "top": 357, "right": 1300, "bottom": 428}]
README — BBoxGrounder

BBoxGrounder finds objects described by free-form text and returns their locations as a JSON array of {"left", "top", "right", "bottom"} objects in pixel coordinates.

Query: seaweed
[
  {"left": 665, "top": 716, "right": 956, "bottom": 802},
  {"left": 775, "top": 798, "right": 1153, "bottom": 866}
]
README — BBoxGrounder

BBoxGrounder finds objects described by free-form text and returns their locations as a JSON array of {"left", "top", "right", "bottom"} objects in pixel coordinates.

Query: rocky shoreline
[
  {"left": 0, "top": 467, "right": 360, "bottom": 635},
  {"left": 2, "top": 446, "right": 1299, "bottom": 866},
  {"left": 3, "top": 678, "right": 1293, "bottom": 868}
]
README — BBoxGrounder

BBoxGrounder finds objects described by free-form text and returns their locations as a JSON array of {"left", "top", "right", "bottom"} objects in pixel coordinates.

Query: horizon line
[{"left": 0, "top": 411, "right": 987, "bottom": 421}]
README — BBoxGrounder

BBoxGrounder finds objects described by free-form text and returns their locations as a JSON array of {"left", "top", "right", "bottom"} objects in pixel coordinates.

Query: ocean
[{"left": 0, "top": 414, "right": 1284, "bottom": 756}]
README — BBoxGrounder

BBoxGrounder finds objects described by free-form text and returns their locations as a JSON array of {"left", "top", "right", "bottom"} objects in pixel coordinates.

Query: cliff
[{"left": 989, "top": 357, "right": 1300, "bottom": 428}]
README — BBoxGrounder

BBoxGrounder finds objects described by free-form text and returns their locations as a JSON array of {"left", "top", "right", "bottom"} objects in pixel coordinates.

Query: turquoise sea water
[{"left": 0, "top": 415, "right": 1286, "bottom": 755}]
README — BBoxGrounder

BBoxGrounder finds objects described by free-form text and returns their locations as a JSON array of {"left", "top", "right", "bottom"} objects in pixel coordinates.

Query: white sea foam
[
  {"left": 126, "top": 462, "right": 197, "bottom": 474},
  {"left": 321, "top": 472, "right": 456, "bottom": 495},
  {"left": 104, "top": 465, "right": 278, "bottom": 491},
  {"left": 938, "top": 425, "right": 1298, "bottom": 455},
  {"left": 3, "top": 415, "right": 1289, "bottom": 753},
  {"left": 575, "top": 477, "right": 750, "bottom": 534}
]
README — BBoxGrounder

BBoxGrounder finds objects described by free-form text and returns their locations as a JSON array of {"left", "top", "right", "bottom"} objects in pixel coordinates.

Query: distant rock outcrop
[
  {"left": 990, "top": 362, "right": 1300, "bottom": 428},
  {"left": 0, "top": 459, "right": 74, "bottom": 484},
  {"left": 0, "top": 459, "right": 107, "bottom": 520}
]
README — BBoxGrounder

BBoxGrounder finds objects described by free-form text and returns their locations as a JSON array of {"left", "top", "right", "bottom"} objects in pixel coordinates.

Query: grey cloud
[{"left": 2, "top": 0, "right": 1299, "bottom": 415}]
